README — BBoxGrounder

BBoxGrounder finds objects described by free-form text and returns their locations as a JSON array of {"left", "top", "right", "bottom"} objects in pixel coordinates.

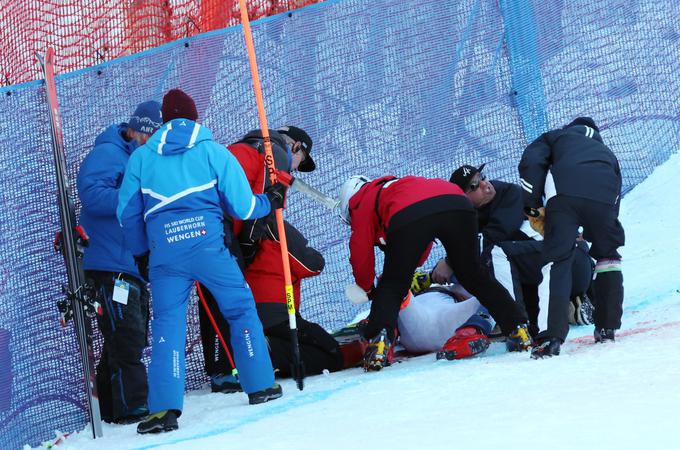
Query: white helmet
[{"left": 338, "top": 175, "right": 371, "bottom": 224}]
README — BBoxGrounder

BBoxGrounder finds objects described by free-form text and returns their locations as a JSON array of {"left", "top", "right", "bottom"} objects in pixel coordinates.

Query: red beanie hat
[{"left": 161, "top": 89, "right": 198, "bottom": 123}]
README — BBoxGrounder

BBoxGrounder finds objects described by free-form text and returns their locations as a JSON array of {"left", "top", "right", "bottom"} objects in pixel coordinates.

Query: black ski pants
[
  {"left": 539, "top": 195, "right": 625, "bottom": 342},
  {"left": 364, "top": 208, "right": 528, "bottom": 340},
  {"left": 498, "top": 239, "right": 593, "bottom": 335},
  {"left": 200, "top": 286, "right": 343, "bottom": 378},
  {"left": 266, "top": 316, "right": 344, "bottom": 378},
  {"left": 87, "top": 271, "right": 149, "bottom": 422}
]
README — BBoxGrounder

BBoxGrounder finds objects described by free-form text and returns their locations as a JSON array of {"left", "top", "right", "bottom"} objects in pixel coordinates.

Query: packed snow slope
[{"left": 33, "top": 152, "right": 680, "bottom": 450}]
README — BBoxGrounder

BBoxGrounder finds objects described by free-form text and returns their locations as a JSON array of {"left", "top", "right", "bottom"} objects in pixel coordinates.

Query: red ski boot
[{"left": 436, "top": 326, "right": 490, "bottom": 360}]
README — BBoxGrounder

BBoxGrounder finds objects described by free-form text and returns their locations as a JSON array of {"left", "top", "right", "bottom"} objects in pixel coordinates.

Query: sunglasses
[{"left": 467, "top": 174, "right": 487, "bottom": 192}]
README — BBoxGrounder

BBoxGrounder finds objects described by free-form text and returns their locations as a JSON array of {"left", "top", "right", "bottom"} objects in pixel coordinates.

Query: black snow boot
[
  {"left": 137, "top": 410, "right": 180, "bottom": 434},
  {"left": 531, "top": 338, "right": 561, "bottom": 359},
  {"left": 248, "top": 383, "right": 283, "bottom": 405},
  {"left": 594, "top": 328, "right": 616, "bottom": 343},
  {"left": 210, "top": 373, "right": 243, "bottom": 394}
]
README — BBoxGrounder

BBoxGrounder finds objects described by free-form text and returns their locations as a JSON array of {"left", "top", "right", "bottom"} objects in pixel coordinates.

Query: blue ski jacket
[
  {"left": 117, "top": 119, "right": 272, "bottom": 265},
  {"left": 77, "top": 124, "right": 140, "bottom": 277}
]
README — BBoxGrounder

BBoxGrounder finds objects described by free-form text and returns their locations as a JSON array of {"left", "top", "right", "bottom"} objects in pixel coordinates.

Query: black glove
[
  {"left": 524, "top": 206, "right": 541, "bottom": 218},
  {"left": 264, "top": 182, "right": 286, "bottom": 210},
  {"left": 134, "top": 252, "right": 150, "bottom": 282}
]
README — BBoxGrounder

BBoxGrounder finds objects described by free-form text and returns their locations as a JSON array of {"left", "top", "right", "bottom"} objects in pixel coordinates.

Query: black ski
[{"left": 36, "top": 48, "right": 103, "bottom": 439}]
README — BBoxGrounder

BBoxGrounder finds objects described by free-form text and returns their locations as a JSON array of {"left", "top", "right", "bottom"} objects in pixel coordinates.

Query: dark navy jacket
[
  {"left": 518, "top": 124, "right": 622, "bottom": 209},
  {"left": 477, "top": 180, "right": 529, "bottom": 245}
]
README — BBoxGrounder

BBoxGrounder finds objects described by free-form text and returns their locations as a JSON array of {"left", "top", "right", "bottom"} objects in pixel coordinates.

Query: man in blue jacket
[
  {"left": 77, "top": 100, "right": 162, "bottom": 424},
  {"left": 118, "top": 89, "right": 285, "bottom": 434}
]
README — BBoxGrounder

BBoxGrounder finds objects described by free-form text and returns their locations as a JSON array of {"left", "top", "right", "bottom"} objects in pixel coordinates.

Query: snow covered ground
[{"left": 32, "top": 152, "right": 680, "bottom": 450}]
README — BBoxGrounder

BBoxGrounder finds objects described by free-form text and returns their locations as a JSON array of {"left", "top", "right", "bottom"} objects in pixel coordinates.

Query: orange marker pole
[{"left": 237, "top": 0, "right": 305, "bottom": 390}]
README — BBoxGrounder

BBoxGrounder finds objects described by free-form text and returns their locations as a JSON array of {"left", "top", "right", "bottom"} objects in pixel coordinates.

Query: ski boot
[
  {"left": 410, "top": 271, "right": 432, "bottom": 295},
  {"left": 568, "top": 294, "right": 594, "bottom": 325},
  {"left": 211, "top": 373, "right": 242, "bottom": 394},
  {"left": 594, "top": 328, "right": 616, "bottom": 343},
  {"left": 248, "top": 383, "right": 283, "bottom": 405},
  {"left": 436, "top": 326, "right": 490, "bottom": 360},
  {"left": 137, "top": 410, "right": 179, "bottom": 434},
  {"left": 531, "top": 338, "right": 561, "bottom": 359},
  {"left": 362, "top": 328, "right": 395, "bottom": 372},
  {"left": 505, "top": 324, "right": 533, "bottom": 352}
]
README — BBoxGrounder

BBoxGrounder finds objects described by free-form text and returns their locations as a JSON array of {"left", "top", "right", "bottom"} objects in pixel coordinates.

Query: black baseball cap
[
  {"left": 449, "top": 163, "right": 486, "bottom": 191},
  {"left": 277, "top": 126, "right": 315, "bottom": 172}
]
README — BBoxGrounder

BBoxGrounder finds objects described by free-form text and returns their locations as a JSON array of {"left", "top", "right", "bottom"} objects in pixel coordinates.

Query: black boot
[
  {"left": 210, "top": 373, "right": 243, "bottom": 394},
  {"left": 594, "top": 328, "right": 616, "bottom": 343},
  {"left": 248, "top": 383, "right": 283, "bottom": 405},
  {"left": 531, "top": 338, "right": 561, "bottom": 359},
  {"left": 136, "top": 410, "right": 180, "bottom": 434},
  {"left": 115, "top": 406, "right": 148, "bottom": 424}
]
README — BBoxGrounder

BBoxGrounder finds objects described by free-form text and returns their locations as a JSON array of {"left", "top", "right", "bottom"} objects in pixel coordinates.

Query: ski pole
[
  {"left": 237, "top": 0, "right": 305, "bottom": 390},
  {"left": 276, "top": 171, "right": 340, "bottom": 211},
  {"left": 194, "top": 282, "right": 238, "bottom": 379}
]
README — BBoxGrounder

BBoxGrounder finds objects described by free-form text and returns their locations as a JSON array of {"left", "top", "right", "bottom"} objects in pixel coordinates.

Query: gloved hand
[
  {"left": 345, "top": 283, "right": 370, "bottom": 305},
  {"left": 526, "top": 206, "right": 545, "bottom": 236},
  {"left": 431, "top": 258, "right": 454, "bottom": 284},
  {"left": 134, "top": 252, "right": 150, "bottom": 282},
  {"left": 264, "top": 182, "right": 286, "bottom": 210}
]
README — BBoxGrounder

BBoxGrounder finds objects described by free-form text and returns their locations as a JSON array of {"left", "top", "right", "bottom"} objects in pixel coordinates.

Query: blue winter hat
[{"left": 129, "top": 100, "right": 162, "bottom": 135}]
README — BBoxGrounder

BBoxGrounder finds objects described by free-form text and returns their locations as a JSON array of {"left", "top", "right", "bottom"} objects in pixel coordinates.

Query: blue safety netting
[{"left": 1, "top": 0, "right": 678, "bottom": 447}]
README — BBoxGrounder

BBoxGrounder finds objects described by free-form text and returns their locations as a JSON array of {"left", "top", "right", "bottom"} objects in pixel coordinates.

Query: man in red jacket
[
  {"left": 201, "top": 127, "right": 343, "bottom": 391},
  {"left": 243, "top": 219, "right": 344, "bottom": 377},
  {"left": 339, "top": 175, "right": 532, "bottom": 371}
]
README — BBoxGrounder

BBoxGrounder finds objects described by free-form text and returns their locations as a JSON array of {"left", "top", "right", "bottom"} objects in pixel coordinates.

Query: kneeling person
[{"left": 338, "top": 175, "right": 532, "bottom": 372}]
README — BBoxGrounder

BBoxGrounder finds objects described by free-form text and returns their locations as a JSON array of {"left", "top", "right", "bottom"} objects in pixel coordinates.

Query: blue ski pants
[{"left": 147, "top": 246, "right": 274, "bottom": 413}]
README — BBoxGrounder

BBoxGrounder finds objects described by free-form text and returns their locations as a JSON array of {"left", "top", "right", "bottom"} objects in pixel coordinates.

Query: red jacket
[
  {"left": 245, "top": 221, "right": 323, "bottom": 309},
  {"left": 349, "top": 176, "right": 467, "bottom": 291},
  {"left": 228, "top": 142, "right": 271, "bottom": 237},
  {"left": 227, "top": 135, "right": 322, "bottom": 313},
  {"left": 227, "top": 130, "right": 291, "bottom": 238}
]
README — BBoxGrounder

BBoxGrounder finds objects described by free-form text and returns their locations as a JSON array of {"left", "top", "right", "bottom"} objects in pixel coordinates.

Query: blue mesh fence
[{"left": 0, "top": 0, "right": 678, "bottom": 447}]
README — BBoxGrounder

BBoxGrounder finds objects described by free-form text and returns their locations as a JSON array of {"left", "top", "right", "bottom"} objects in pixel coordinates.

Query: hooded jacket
[
  {"left": 518, "top": 123, "right": 622, "bottom": 209},
  {"left": 117, "top": 119, "right": 271, "bottom": 265},
  {"left": 348, "top": 176, "right": 469, "bottom": 291},
  {"left": 77, "top": 124, "right": 140, "bottom": 277},
  {"left": 228, "top": 129, "right": 292, "bottom": 258}
]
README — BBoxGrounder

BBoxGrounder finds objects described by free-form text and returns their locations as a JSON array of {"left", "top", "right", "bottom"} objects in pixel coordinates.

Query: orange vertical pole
[{"left": 236, "top": 0, "right": 305, "bottom": 390}]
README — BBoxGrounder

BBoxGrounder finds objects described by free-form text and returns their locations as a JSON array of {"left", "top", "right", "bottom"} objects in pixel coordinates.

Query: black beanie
[
  {"left": 162, "top": 89, "right": 198, "bottom": 123},
  {"left": 567, "top": 117, "right": 599, "bottom": 132}
]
